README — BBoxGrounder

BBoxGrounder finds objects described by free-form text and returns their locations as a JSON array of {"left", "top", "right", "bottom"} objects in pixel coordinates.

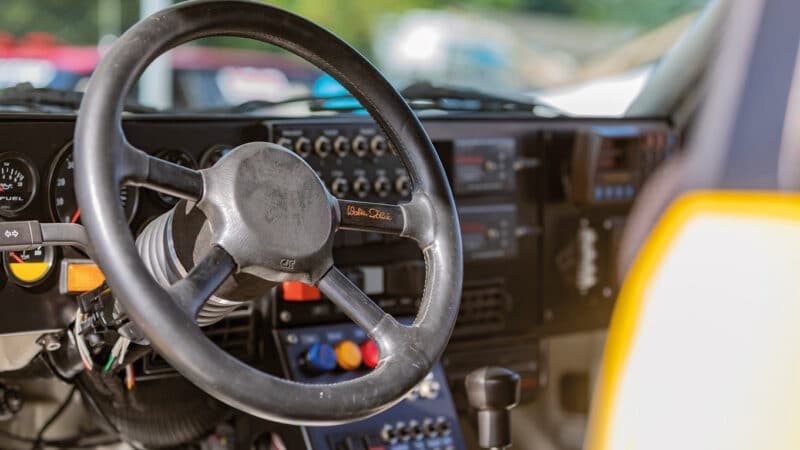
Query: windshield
[{"left": 0, "top": 0, "right": 709, "bottom": 116}]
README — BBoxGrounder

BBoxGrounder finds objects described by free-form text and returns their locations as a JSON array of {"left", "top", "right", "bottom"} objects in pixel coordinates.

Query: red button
[
  {"left": 281, "top": 282, "right": 321, "bottom": 302},
  {"left": 360, "top": 339, "right": 380, "bottom": 369}
]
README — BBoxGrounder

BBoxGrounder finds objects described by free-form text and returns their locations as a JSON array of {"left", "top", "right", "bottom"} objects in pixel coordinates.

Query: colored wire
[
  {"left": 125, "top": 365, "right": 135, "bottom": 391},
  {"left": 102, "top": 354, "right": 114, "bottom": 372},
  {"left": 116, "top": 338, "right": 131, "bottom": 368},
  {"left": 72, "top": 309, "right": 93, "bottom": 371},
  {"left": 30, "top": 386, "right": 76, "bottom": 450},
  {"left": 103, "top": 337, "right": 130, "bottom": 372}
]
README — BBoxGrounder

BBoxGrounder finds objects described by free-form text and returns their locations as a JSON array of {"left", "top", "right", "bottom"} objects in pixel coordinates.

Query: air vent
[
  {"left": 141, "top": 306, "right": 255, "bottom": 379},
  {"left": 453, "top": 283, "right": 511, "bottom": 338}
]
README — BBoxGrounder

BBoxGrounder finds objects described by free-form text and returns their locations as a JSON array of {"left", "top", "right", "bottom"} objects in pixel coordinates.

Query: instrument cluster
[{"left": 0, "top": 142, "right": 236, "bottom": 290}]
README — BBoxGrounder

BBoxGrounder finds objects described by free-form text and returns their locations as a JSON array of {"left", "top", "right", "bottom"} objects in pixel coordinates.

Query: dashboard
[{"left": 0, "top": 113, "right": 676, "bottom": 449}]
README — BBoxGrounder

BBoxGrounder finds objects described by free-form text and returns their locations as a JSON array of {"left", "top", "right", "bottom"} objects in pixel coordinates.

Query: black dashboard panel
[
  {"left": 0, "top": 113, "right": 676, "bottom": 449},
  {"left": 0, "top": 114, "right": 676, "bottom": 337}
]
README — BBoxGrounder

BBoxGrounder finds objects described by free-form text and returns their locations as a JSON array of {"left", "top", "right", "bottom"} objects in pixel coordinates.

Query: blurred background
[{"left": 0, "top": 0, "right": 707, "bottom": 116}]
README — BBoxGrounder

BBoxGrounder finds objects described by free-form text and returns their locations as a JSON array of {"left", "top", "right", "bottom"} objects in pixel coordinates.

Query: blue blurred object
[
  {"left": 313, "top": 74, "right": 365, "bottom": 113},
  {"left": 305, "top": 342, "right": 337, "bottom": 373}
]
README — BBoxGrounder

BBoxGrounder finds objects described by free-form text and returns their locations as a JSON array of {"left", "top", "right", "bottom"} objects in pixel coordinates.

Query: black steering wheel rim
[{"left": 75, "top": 0, "right": 462, "bottom": 425}]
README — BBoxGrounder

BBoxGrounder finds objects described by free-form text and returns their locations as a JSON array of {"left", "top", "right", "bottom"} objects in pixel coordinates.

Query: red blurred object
[
  {"left": 360, "top": 339, "right": 380, "bottom": 369},
  {"left": 0, "top": 32, "right": 14, "bottom": 55},
  {"left": 281, "top": 281, "right": 321, "bottom": 302},
  {"left": 0, "top": 31, "right": 318, "bottom": 77}
]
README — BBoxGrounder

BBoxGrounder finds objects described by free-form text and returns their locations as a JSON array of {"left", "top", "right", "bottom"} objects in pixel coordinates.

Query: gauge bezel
[
  {"left": 0, "top": 152, "right": 39, "bottom": 218},
  {"left": 2, "top": 246, "right": 56, "bottom": 288},
  {"left": 47, "top": 142, "right": 140, "bottom": 224},
  {"left": 200, "top": 144, "right": 234, "bottom": 169}
]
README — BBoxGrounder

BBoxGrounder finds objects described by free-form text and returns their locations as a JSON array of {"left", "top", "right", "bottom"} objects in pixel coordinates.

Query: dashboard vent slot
[
  {"left": 140, "top": 306, "right": 255, "bottom": 379},
  {"left": 453, "top": 283, "right": 511, "bottom": 338}
]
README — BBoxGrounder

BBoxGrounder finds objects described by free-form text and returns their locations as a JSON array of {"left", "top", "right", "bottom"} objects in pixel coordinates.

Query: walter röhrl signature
[{"left": 345, "top": 204, "right": 393, "bottom": 221}]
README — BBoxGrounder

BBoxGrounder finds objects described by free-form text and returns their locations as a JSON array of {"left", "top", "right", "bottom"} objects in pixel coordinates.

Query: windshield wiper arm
[
  {"left": 304, "top": 82, "right": 561, "bottom": 115},
  {"left": 205, "top": 94, "right": 356, "bottom": 114},
  {"left": 399, "top": 82, "right": 561, "bottom": 115},
  {"left": 215, "top": 82, "right": 561, "bottom": 116},
  {"left": 0, "top": 83, "right": 157, "bottom": 114}
]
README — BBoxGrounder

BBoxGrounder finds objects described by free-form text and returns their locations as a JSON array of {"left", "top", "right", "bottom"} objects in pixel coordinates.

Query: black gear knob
[{"left": 465, "top": 367, "right": 521, "bottom": 449}]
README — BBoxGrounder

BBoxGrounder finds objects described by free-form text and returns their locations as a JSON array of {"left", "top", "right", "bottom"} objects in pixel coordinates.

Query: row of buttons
[
  {"left": 380, "top": 417, "right": 453, "bottom": 445},
  {"left": 335, "top": 432, "right": 455, "bottom": 450},
  {"left": 277, "top": 135, "right": 388, "bottom": 159},
  {"left": 330, "top": 174, "right": 411, "bottom": 199},
  {"left": 593, "top": 184, "right": 636, "bottom": 202},
  {"left": 301, "top": 339, "right": 380, "bottom": 373}
]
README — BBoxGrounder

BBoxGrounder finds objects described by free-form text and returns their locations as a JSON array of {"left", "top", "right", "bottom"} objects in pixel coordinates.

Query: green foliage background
[{"left": 0, "top": 0, "right": 707, "bottom": 53}]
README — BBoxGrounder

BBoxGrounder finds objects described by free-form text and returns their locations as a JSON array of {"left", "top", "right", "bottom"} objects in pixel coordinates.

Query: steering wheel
[{"left": 74, "top": 0, "right": 462, "bottom": 425}]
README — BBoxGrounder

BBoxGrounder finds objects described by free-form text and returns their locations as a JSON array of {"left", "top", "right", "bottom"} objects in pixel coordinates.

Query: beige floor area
[{"left": 1, "top": 329, "right": 606, "bottom": 450}]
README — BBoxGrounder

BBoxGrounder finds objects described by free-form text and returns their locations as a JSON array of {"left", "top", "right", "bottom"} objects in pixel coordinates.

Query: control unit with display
[{"left": 570, "top": 126, "right": 675, "bottom": 205}]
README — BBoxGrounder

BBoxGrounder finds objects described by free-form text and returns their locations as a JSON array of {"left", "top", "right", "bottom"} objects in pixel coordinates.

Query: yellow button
[
  {"left": 66, "top": 263, "right": 106, "bottom": 293},
  {"left": 335, "top": 340, "right": 362, "bottom": 371},
  {"left": 9, "top": 262, "right": 51, "bottom": 284}
]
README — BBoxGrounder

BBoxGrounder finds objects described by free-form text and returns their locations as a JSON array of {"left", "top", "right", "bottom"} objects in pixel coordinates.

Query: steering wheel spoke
[
  {"left": 317, "top": 266, "right": 399, "bottom": 337},
  {"left": 121, "top": 142, "right": 204, "bottom": 202},
  {"left": 167, "top": 245, "right": 237, "bottom": 322}
]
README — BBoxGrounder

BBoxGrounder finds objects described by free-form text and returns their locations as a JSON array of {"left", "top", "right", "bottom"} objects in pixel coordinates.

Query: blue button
[
  {"left": 625, "top": 184, "right": 635, "bottom": 198},
  {"left": 305, "top": 342, "right": 337, "bottom": 372},
  {"left": 594, "top": 186, "right": 603, "bottom": 200},
  {"left": 614, "top": 185, "right": 624, "bottom": 199},
  {"left": 604, "top": 186, "right": 614, "bottom": 199}
]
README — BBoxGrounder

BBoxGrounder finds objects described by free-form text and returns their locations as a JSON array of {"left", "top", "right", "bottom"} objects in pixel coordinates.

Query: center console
[
  {"left": 277, "top": 321, "right": 466, "bottom": 450},
  {"left": 262, "top": 118, "right": 676, "bottom": 449}
]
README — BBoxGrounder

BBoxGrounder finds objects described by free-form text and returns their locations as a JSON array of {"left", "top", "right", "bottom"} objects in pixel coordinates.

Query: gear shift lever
[{"left": 466, "top": 367, "right": 521, "bottom": 449}]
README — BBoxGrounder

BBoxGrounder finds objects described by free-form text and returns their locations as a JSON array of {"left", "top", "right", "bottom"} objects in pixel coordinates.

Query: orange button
[
  {"left": 66, "top": 263, "right": 106, "bottom": 293},
  {"left": 281, "top": 281, "right": 321, "bottom": 302},
  {"left": 334, "top": 340, "right": 362, "bottom": 371}
]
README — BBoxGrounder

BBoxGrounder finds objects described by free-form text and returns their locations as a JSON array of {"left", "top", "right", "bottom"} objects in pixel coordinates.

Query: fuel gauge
[
  {"left": 0, "top": 153, "right": 38, "bottom": 217},
  {"left": 3, "top": 247, "right": 55, "bottom": 287}
]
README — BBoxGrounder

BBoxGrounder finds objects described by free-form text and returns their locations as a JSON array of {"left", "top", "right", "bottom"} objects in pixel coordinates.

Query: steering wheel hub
[{"left": 198, "top": 142, "right": 336, "bottom": 283}]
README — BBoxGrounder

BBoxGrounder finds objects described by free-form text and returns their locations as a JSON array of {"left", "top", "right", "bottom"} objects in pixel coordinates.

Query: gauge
[
  {"left": 3, "top": 246, "right": 55, "bottom": 287},
  {"left": 48, "top": 144, "right": 138, "bottom": 224},
  {"left": 200, "top": 144, "right": 234, "bottom": 169},
  {"left": 0, "top": 153, "right": 38, "bottom": 217},
  {"left": 154, "top": 149, "right": 197, "bottom": 206}
]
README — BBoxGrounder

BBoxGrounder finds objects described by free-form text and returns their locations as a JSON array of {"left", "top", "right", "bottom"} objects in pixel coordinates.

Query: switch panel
[{"left": 278, "top": 322, "right": 466, "bottom": 450}]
